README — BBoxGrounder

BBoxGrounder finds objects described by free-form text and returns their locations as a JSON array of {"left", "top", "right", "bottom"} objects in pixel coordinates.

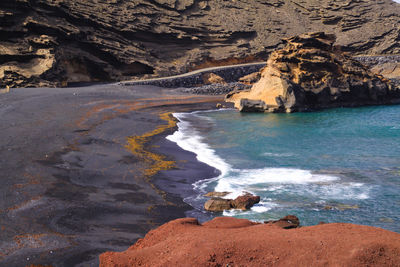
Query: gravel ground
[{"left": 179, "top": 82, "right": 251, "bottom": 95}]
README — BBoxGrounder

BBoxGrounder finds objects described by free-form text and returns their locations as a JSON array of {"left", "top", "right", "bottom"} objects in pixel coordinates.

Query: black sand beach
[{"left": 0, "top": 84, "right": 224, "bottom": 266}]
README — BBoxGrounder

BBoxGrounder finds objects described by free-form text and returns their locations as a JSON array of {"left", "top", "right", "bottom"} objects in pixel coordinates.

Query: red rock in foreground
[{"left": 100, "top": 217, "right": 400, "bottom": 267}]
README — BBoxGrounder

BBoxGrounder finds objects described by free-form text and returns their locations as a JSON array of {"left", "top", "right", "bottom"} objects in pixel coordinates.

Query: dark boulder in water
[
  {"left": 226, "top": 32, "right": 400, "bottom": 113},
  {"left": 204, "top": 193, "right": 260, "bottom": 212},
  {"left": 231, "top": 193, "right": 261, "bottom": 210},
  {"left": 265, "top": 215, "right": 301, "bottom": 229},
  {"left": 204, "top": 198, "right": 233, "bottom": 212}
]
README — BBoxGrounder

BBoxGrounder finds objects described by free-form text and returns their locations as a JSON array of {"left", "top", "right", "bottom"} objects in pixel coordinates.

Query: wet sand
[{"left": 0, "top": 84, "right": 225, "bottom": 266}]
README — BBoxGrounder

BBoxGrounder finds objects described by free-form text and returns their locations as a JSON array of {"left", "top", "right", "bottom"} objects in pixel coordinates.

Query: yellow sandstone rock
[{"left": 226, "top": 32, "right": 399, "bottom": 113}]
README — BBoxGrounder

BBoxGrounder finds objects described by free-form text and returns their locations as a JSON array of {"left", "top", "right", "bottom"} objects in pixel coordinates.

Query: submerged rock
[
  {"left": 265, "top": 215, "right": 300, "bottom": 229},
  {"left": 226, "top": 32, "right": 400, "bottom": 113},
  {"left": 324, "top": 204, "right": 359, "bottom": 211}
]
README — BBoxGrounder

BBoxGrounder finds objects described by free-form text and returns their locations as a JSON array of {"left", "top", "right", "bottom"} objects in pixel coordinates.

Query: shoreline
[
  {"left": 1, "top": 56, "right": 400, "bottom": 266},
  {"left": 149, "top": 107, "right": 239, "bottom": 222},
  {"left": 0, "top": 84, "right": 227, "bottom": 267},
  {"left": 99, "top": 102, "right": 400, "bottom": 266},
  {"left": 127, "top": 102, "right": 228, "bottom": 221},
  {"left": 146, "top": 105, "right": 225, "bottom": 223}
]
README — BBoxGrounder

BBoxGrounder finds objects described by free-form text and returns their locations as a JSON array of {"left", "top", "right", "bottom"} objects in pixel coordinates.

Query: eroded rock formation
[
  {"left": 239, "top": 72, "right": 262, "bottom": 85},
  {"left": 1, "top": 0, "right": 400, "bottom": 87},
  {"left": 226, "top": 32, "right": 400, "bottom": 112}
]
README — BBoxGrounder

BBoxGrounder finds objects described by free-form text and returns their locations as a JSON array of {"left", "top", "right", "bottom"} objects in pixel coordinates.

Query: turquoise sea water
[{"left": 167, "top": 105, "right": 400, "bottom": 232}]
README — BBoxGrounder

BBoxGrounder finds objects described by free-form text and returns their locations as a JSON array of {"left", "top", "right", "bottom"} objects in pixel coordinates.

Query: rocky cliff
[
  {"left": 226, "top": 32, "right": 400, "bottom": 112},
  {"left": 99, "top": 217, "right": 400, "bottom": 267},
  {"left": 1, "top": 0, "right": 400, "bottom": 88}
]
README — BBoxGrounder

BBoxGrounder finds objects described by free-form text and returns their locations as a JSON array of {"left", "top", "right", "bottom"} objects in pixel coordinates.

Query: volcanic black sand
[{"left": 0, "top": 84, "right": 224, "bottom": 266}]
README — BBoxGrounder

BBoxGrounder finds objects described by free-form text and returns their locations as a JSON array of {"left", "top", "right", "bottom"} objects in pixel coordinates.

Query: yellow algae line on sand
[
  {"left": 125, "top": 112, "right": 177, "bottom": 178},
  {"left": 75, "top": 95, "right": 222, "bottom": 201}
]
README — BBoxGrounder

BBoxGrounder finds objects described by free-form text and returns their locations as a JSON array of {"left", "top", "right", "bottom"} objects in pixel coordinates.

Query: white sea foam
[
  {"left": 222, "top": 202, "right": 277, "bottom": 216},
  {"left": 280, "top": 182, "right": 371, "bottom": 201},
  {"left": 235, "top": 168, "right": 338, "bottom": 184},
  {"left": 262, "top": 152, "right": 294, "bottom": 157},
  {"left": 167, "top": 111, "right": 371, "bottom": 216},
  {"left": 251, "top": 201, "right": 278, "bottom": 213},
  {"left": 214, "top": 168, "right": 339, "bottom": 198},
  {"left": 251, "top": 205, "right": 271, "bottom": 213},
  {"left": 166, "top": 112, "right": 231, "bottom": 177}
]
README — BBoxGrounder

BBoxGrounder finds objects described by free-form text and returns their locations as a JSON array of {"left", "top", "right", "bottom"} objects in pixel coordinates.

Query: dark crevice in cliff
[
  {"left": 120, "top": 62, "right": 155, "bottom": 76},
  {"left": 0, "top": 30, "right": 27, "bottom": 40},
  {"left": 226, "top": 31, "right": 258, "bottom": 42},
  {"left": 0, "top": 54, "right": 45, "bottom": 64},
  {"left": 118, "top": 30, "right": 196, "bottom": 46}
]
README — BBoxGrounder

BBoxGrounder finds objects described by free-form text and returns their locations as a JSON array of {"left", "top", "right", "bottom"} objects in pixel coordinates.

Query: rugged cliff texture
[
  {"left": 1, "top": 0, "right": 400, "bottom": 87},
  {"left": 99, "top": 217, "right": 400, "bottom": 267},
  {"left": 226, "top": 32, "right": 400, "bottom": 112}
]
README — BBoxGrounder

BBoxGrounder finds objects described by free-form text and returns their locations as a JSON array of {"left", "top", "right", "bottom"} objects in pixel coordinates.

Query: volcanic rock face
[
  {"left": 1, "top": 0, "right": 400, "bottom": 87},
  {"left": 372, "top": 62, "right": 400, "bottom": 80},
  {"left": 99, "top": 217, "right": 400, "bottom": 267},
  {"left": 239, "top": 72, "right": 261, "bottom": 85},
  {"left": 226, "top": 32, "right": 400, "bottom": 112}
]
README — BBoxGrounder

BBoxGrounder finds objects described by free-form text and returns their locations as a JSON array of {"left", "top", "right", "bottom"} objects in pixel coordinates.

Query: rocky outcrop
[
  {"left": 204, "top": 193, "right": 260, "bottom": 212},
  {"left": 265, "top": 215, "right": 300, "bottom": 229},
  {"left": 239, "top": 72, "right": 261, "bottom": 85},
  {"left": 236, "top": 99, "right": 268, "bottom": 112},
  {"left": 226, "top": 32, "right": 400, "bottom": 113},
  {"left": 204, "top": 191, "right": 231, "bottom": 198},
  {"left": 204, "top": 198, "right": 232, "bottom": 212},
  {"left": 372, "top": 63, "right": 400, "bottom": 80},
  {"left": 1, "top": 0, "right": 400, "bottom": 87},
  {"left": 202, "top": 73, "right": 227, "bottom": 85},
  {"left": 232, "top": 193, "right": 261, "bottom": 210},
  {"left": 99, "top": 217, "right": 400, "bottom": 267},
  {"left": 350, "top": 55, "right": 400, "bottom": 89}
]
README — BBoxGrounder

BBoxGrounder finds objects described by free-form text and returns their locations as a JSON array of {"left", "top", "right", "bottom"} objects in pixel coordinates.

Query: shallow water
[{"left": 167, "top": 105, "right": 400, "bottom": 232}]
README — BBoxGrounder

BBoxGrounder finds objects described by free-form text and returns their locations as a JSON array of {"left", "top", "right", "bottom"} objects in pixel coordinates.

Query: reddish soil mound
[{"left": 100, "top": 217, "right": 400, "bottom": 267}]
